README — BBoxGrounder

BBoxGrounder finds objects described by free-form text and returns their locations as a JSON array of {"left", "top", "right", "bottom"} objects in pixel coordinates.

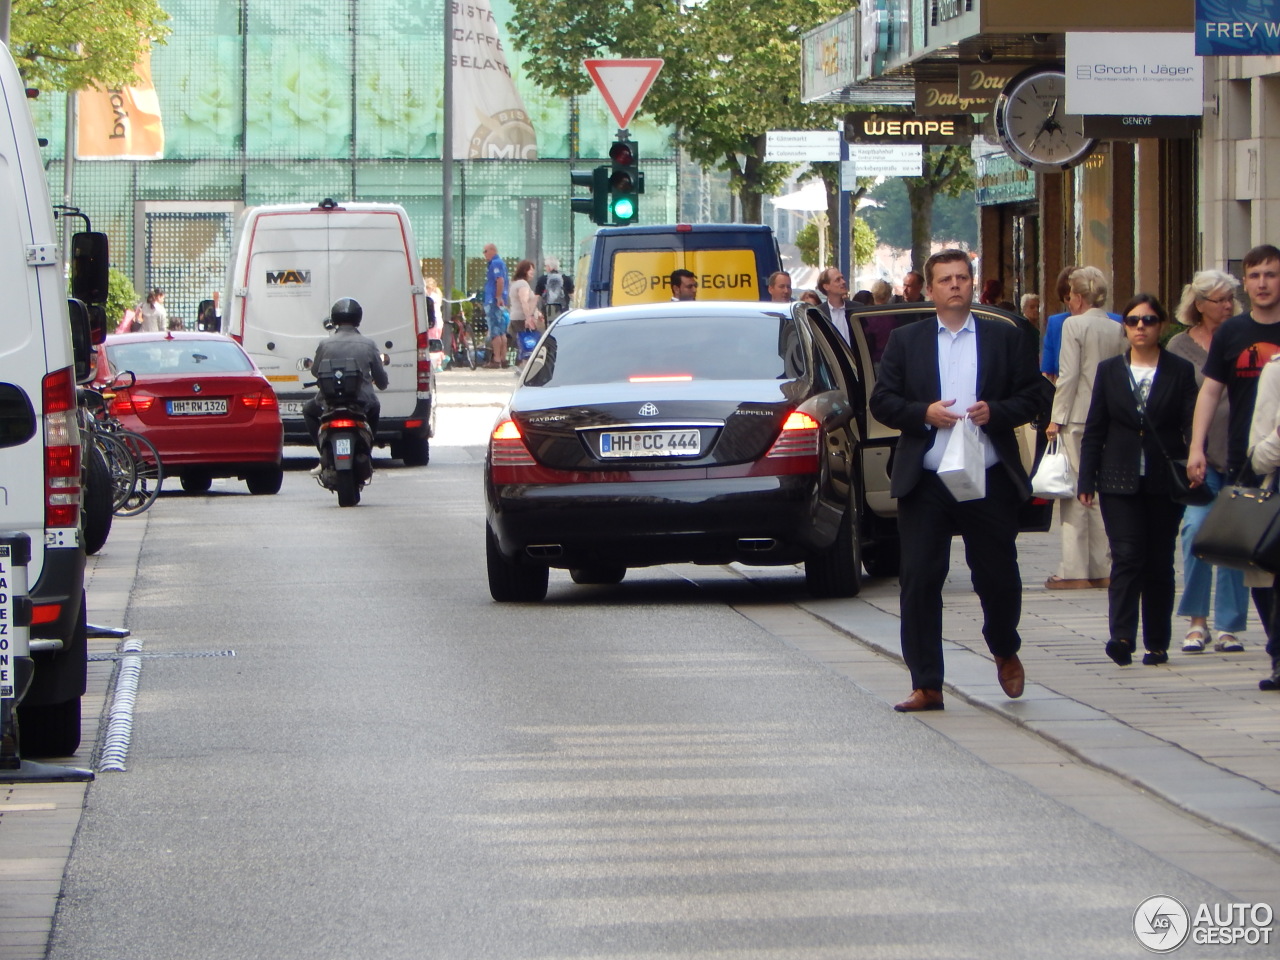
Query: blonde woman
[{"left": 1167, "top": 270, "right": 1247, "bottom": 652}]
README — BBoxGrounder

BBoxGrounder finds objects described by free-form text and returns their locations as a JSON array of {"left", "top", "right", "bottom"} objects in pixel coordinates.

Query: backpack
[{"left": 541, "top": 272, "right": 566, "bottom": 310}]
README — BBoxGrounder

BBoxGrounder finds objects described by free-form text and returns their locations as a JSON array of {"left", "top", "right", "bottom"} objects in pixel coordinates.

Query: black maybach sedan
[{"left": 484, "top": 301, "right": 869, "bottom": 601}]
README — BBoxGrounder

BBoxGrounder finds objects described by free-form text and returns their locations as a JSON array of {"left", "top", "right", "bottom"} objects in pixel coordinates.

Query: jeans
[{"left": 1176, "top": 466, "right": 1249, "bottom": 632}]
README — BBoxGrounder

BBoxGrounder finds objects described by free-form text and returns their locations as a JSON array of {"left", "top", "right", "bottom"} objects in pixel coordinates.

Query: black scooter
[{"left": 309, "top": 359, "right": 374, "bottom": 507}]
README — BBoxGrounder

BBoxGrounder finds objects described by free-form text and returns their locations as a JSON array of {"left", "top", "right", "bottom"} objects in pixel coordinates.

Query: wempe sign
[{"left": 844, "top": 112, "right": 974, "bottom": 144}]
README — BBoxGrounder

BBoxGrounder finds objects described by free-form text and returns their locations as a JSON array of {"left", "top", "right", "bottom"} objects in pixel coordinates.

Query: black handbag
[
  {"left": 1126, "top": 366, "right": 1214, "bottom": 507},
  {"left": 1191, "top": 479, "right": 1280, "bottom": 574}
]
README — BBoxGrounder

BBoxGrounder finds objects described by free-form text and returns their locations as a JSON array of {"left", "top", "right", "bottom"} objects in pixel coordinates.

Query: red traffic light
[{"left": 609, "top": 141, "right": 634, "bottom": 166}]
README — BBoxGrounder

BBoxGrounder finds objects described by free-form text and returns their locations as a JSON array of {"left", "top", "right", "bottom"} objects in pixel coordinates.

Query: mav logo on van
[{"left": 265, "top": 269, "right": 311, "bottom": 286}]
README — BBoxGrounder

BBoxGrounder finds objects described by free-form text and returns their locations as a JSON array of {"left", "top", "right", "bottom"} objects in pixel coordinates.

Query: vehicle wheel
[
  {"left": 82, "top": 439, "right": 114, "bottom": 555},
  {"left": 805, "top": 492, "right": 863, "bottom": 599},
  {"left": 569, "top": 565, "right": 626, "bottom": 585},
  {"left": 180, "top": 471, "right": 212, "bottom": 494},
  {"left": 863, "top": 538, "right": 901, "bottom": 579},
  {"left": 16, "top": 696, "right": 81, "bottom": 758},
  {"left": 400, "top": 435, "right": 430, "bottom": 467},
  {"left": 486, "top": 524, "right": 548, "bottom": 601},
  {"left": 246, "top": 466, "right": 284, "bottom": 495},
  {"left": 335, "top": 470, "right": 359, "bottom": 507}
]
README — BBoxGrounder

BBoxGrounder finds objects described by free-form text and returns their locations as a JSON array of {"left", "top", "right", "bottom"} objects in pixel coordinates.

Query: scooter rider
[{"left": 303, "top": 297, "right": 389, "bottom": 448}]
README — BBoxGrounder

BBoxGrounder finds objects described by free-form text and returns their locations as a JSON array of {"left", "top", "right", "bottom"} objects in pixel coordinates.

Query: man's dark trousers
[{"left": 897, "top": 465, "right": 1024, "bottom": 691}]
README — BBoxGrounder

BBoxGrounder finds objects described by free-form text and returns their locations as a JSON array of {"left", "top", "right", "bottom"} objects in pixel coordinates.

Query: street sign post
[
  {"left": 764, "top": 130, "right": 841, "bottom": 162},
  {"left": 846, "top": 145, "right": 923, "bottom": 177},
  {"left": 583, "top": 59, "right": 664, "bottom": 130}
]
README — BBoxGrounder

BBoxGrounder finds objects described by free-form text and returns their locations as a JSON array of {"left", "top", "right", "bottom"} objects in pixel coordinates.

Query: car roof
[
  {"left": 557, "top": 301, "right": 795, "bottom": 325},
  {"left": 105, "top": 331, "right": 243, "bottom": 345}
]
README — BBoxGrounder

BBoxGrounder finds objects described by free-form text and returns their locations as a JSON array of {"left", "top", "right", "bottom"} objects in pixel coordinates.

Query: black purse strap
[{"left": 1125, "top": 361, "right": 1176, "bottom": 465}]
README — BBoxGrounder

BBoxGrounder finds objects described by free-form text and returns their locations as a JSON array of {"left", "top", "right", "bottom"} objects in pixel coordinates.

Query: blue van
[{"left": 573, "top": 224, "right": 783, "bottom": 309}]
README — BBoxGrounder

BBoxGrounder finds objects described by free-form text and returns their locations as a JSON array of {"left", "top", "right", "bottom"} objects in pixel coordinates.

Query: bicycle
[
  {"left": 81, "top": 373, "right": 164, "bottom": 516},
  {"left": 443, "top": 296, "right": 478, "bottom": 370}
]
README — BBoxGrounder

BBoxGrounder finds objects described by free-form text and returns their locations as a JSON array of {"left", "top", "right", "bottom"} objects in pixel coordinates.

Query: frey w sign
[{"left": 1196, "top": 0, "right": 1280, "bottom": 55}]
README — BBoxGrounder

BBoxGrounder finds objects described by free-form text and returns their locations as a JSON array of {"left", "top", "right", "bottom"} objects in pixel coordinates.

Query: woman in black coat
[{"left": 1077, "top": 294, "right": 1198, "bottom": 666}]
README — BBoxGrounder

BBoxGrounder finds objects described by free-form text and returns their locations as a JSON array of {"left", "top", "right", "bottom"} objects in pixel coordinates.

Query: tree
[
  {"left": 795, "top": 216, "right": 875, "bottom": 271},
  {"left": 508, "top": 0, "right": 847, "bottom": 223},
  {"left": 902, "top": 145, "right": 974, "bottom": 273},
  {"left": 8, "top": 0, "right": 171, "bottom": 92},
  {"left": 862, "top": 176, "right": 978, "bottom": 251}
]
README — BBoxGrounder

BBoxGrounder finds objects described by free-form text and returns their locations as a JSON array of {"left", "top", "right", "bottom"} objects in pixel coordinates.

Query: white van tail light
[
  {"left": 43, "top": 366, "right": 81, "bottom": 529},
  {"left": 417, "top": 331, "right": 432, "bottom": 395}
]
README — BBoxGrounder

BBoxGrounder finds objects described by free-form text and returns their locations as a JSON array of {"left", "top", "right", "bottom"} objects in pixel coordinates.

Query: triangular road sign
[{"left": 583, "top": 59, "right": 664, "bottom": 130}]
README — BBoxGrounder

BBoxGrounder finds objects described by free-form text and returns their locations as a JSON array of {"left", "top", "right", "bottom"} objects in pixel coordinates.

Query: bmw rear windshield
[
  {"left": 107, "top": 339, "right": 255, "bottom": 375},
  {"left": 523, "top": 314, "right": 806, "bottom": 387}
]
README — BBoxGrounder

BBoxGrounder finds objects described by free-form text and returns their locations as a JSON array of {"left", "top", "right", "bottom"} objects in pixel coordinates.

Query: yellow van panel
[{"left": 610, "top": 250, "right": 760, "bottom": 305}]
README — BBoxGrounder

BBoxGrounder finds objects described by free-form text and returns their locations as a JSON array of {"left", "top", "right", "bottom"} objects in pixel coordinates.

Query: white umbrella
[{"left": 770, "top": 181, "right": 829, "bottom": 212}]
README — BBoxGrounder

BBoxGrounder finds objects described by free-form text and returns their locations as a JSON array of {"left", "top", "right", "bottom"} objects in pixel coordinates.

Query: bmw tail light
[
  {"left": 766, "top": 411, "right": 820, "bottom": 460},
  {"left": 241, "top": 391, "right": 278, "bottom": 410},
  {"left": 42, "top": 366, "right": 81, "bottom": 529},
  {"left": 417, "top": 332, "right": 432, "bottom": 394},
  {"left": 110, "top": 390, "right": 155, "bottom": 415},
  {"left": 490, "top": 418, "right": 536, "bottom": 467}
]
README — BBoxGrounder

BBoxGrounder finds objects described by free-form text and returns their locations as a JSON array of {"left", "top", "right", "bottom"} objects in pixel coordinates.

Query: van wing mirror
[
  {"left": 69, "top": 232, "right": 110, "bottom": 303},
  {"left": 67, "top": 299, "right": 95, "bottom": 384}
]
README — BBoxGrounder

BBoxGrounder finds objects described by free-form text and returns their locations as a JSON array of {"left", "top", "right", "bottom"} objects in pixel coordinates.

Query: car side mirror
[
  {"left": 69, "top": 232, "right": 110, "bottom": 304},
  {"left": 67, "top": 299, "right": 95, "bottom": 384}
]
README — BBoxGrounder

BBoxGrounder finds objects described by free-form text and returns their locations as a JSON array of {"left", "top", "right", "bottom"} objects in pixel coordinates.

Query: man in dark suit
[{"left": 869, "top": 250, "right": 1044, "bottom": 712}]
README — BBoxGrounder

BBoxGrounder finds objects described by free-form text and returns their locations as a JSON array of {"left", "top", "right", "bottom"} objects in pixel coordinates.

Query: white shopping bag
[
  {"left": 936, "top": 415, "right": 986, "bottom": 502},
  {"left": 1029, "top": 437, "right": 1076, "bottom": 499}
]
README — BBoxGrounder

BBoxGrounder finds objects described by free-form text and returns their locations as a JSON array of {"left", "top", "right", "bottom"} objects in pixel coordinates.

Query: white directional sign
[
  {"left": 765, "top": 130, "right": 841, "bottom": 162},
  {"left": 584, "top": 59, "right": 664, "bottom": 130},
  {"left": 847, "top": 144, "right": 923, "bottom": 176}
]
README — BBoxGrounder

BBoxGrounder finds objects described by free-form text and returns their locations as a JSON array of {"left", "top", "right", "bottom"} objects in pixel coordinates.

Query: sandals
[
  {"left": 1214, "top": 632, "right": 1245, "bottom": 653},
  {"left": 1182, "top": 628, "right": 1206, "bottom": 654}
]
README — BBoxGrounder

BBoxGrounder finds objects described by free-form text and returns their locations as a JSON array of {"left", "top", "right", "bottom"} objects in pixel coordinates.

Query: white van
[
  {"left": 224, "top": 200, "right": 436, "bottom": 464},
  {"left": 0, "top": 42, "right": 98, "bottom": 757}
]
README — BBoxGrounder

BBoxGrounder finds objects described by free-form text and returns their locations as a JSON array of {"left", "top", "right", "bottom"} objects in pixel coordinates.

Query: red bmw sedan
[{"left": 96, "top": 331, "right": 285, "bottom": 494}]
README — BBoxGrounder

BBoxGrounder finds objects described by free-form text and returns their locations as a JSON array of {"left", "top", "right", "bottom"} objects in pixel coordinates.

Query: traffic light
[
  {"left": 570, "top": 166, "right": 609, "bottom": 225},
  {"left": 607, "top": 139, "right": 642, "bottom": 225}
]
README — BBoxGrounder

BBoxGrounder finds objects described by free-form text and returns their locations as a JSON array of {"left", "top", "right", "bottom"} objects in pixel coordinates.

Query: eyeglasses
[
  {"left": 1200, "top": 295, "right": 1233, "bottom": 305},
  {"left": 1124, "top": 314, "right": 1162, "bottom": 327}
]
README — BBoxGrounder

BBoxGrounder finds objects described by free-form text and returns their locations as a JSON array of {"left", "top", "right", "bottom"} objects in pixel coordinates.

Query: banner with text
[
  {"left": 76, "top": 47, "right": 165, "bottom": 160},
  {"left": 1196, "top": 0, "right": 1280, "bottom": 55},
  {"left": 452, "top": 0, "right": 538, "bottom": 159}
]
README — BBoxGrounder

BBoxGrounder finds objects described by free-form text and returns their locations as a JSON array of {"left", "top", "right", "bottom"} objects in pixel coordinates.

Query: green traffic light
[{"left": 611, "top": 196, "right": 636, "bottom": 221}]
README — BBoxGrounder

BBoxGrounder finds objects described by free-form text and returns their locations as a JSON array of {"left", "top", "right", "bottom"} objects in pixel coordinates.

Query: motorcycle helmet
[{"left": 330, "top": 297, "right": 363, "bottom": 326}]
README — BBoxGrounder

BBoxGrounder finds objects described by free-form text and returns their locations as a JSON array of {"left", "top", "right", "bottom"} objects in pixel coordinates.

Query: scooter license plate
[{"left": 334, "top": 437, "right": 353, "bottom": 456}]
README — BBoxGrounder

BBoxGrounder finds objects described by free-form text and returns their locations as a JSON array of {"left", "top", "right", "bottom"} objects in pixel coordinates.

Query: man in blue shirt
[{"left": 483, "top": 243, "right": 509, "bottom": 368}]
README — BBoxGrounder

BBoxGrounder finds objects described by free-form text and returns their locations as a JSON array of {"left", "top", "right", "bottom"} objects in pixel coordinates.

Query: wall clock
[{"left": 994, "top": 66, "right": 1098, "bottom": 173}]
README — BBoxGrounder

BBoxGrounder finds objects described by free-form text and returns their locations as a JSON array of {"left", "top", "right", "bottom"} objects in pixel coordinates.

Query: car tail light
[
  {"left": 417, "top": 331, "right": 432, "bottom": 394},
  {"left": 490, "top": 418, "right": 536, "bottom": 467},
  {"left": 230, "top": 332, "right": 243, "bottom": 345},
  {"left": 110, "top": 389, "right": 155, "bottom": 415},
  {"left": 765, "top": 411, "right": 820, "bottom": 460},
  {"left": 31, "top": 602, "right": 61, "bottom": 625},
  {"left": 42, "top": 367, "right": 81, "bottom": 529},
  {"left": 328, "top": 418, "right": 361, "bottom": 430},
  {"left": 241, "top": 391, "right": 279, "bottom": 410}
]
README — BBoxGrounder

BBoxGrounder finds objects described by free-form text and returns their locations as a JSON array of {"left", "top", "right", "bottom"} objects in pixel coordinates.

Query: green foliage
[
  {"left": 507, "top": 0, "right": 849, "bottom": 222},
  {"left": 863, "top": 177, "right": 978, "bottom": 250},
  {"left": 795, "top": 217, "right": 876, "bottom": 269},
  {"left": 105, "top": 269, "right": 138, "bottom": 329},
  {"left": 9, "top": 0, "right": 171, "bottom": 91},
  {"left": 853, "top": 216, "right": 876, "bottom": 268},
  {"left": 796, "top": 221, "right": 820, "bottom": 265}
]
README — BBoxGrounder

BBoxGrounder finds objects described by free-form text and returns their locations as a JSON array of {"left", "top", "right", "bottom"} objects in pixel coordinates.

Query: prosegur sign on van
[{"left": 610, "top": 250, "right": 759, "bottom": 305}]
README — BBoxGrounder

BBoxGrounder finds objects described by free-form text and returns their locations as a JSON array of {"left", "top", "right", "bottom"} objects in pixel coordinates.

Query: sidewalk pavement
[{"left": 796, "top": 517, "right": 1280, "bottom": 860}]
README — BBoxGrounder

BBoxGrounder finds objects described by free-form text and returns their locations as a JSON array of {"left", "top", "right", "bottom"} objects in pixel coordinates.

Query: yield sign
[{"left": 583, "top": 59, "right": 664, "bottom": 130}]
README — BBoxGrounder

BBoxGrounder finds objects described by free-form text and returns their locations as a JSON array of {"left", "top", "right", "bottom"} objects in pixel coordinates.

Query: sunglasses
[{"left": 1123, "top": 314, "right": 1162, "bottom": 328}]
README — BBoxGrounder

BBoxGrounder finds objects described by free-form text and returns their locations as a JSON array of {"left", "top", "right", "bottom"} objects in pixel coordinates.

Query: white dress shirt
[{"left": 922, "top": 313, "right": 998, "bottom": 472}]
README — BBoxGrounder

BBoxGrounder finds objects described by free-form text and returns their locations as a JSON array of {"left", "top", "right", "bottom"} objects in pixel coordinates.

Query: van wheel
[
  {"left": 180, "top": 471, "right": 212, "bottom": 494},
  {"left": 570, "top": 566, "right": 626, "bottom": 585},
  {"left": 83, "top": 439, "right": 114, "bottom": 555},
  {"left": 16, "top": 697, "right": 81, "bottom": 758},
  {"left": 805, "top": 493, "right": 863, "bottom": 598},
  {"left": 400, "top": 436, "right": 430, "bottom": 467},
  {"left": 246, "top": 466, "right": 283, "bottom": 495},
  {"left": 487, "top": 524, "right": 548, "bottom": 601}
]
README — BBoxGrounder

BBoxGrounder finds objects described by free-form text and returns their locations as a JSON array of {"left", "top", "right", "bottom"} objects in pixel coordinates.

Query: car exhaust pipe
[
  {"left": 526, "top": 544, "right": 564, "bottom": 559},
  {"left": 738, "top": 538, "right": 777, "bottom": 551}
]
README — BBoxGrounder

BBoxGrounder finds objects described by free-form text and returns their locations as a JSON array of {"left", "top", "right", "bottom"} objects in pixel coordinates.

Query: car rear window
[
  {"left": 524, "top": 314, "right": 806, "bottom": 387},
  {"left": 107, "top": 340, "right": 254, "bottom": 375}
]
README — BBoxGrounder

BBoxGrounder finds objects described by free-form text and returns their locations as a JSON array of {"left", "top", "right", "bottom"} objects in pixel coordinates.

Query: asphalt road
[{"left": 45, "top": 408, "right": 1255, "bottom": 959}]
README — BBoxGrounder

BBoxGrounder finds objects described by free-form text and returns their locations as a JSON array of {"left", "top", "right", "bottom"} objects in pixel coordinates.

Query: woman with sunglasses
[
  {"left": 1167, "top": 271, "right": 1248, "bottom": 653},
  {"left": 1078, "top": 294, "right": 1199, "bottom": 666}
]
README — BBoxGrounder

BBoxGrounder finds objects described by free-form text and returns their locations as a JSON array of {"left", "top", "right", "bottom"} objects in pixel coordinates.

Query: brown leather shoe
[
  {"left": 994, "top": 654, "right": 1025, "bottom": 699},
  {"left": 893, "top": 688, "right": 944, "bottom": 712}
]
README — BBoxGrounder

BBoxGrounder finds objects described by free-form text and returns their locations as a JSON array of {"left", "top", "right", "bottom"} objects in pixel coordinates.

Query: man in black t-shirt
[{"left": 1188, "top": 244, "right": 1280, "bottom": 680}]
